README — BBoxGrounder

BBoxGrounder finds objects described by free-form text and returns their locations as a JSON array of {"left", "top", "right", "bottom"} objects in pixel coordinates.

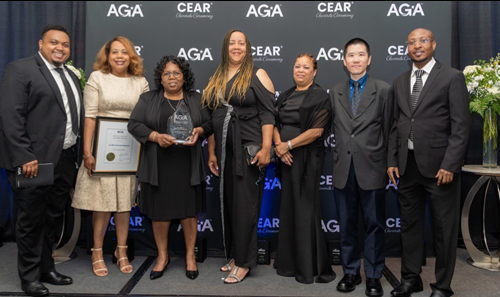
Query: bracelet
[
  {"left": 287, "top": 140, "right": 293, "bottom": 150},
  {"left": 83, "top": 153, "right": 92, "bottom": 160},
  {"left": 152, "top": 132, "right": 157, "bottom": 141}
]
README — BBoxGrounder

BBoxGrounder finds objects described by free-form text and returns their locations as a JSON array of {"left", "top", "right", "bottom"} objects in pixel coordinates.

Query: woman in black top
[
  {"left": 273, "top": 53, "right": 335, "bottom": 284},
  {"left": 193, "top": 29, "right": 276, "bottom": 284},
  {"left": 128, "top": 55, "right": 209, "bottom": 281}
]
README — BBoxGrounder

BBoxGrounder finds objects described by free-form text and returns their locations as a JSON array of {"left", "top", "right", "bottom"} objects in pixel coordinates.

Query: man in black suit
[
  {"left": 331, "top": 38, "right": 392, "bottom": 297},
  {"left": 0, "top": 24, "right": 83, "bottom": 296},
  {"left": 387, "top": 28, "right": 470, "bottom": 297}
]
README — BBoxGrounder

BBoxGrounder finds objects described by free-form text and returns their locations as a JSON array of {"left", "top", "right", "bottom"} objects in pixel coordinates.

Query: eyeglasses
[
  {"left": 406, "top": 38, "right": 433, "bottom": 46},
  {"left": 163, "top": 71, "right": 182, "bottom": 78}
]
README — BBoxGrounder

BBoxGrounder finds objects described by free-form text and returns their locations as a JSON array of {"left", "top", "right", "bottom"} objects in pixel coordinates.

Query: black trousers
[
  {"left": 334, "top": 162, "right": 386, "bottom": 278},
  {"left": 223, "top": 145, "right": 264, "bottom": 268},
  {"left": 398, "top": 151, "right": 460, "bottom": 297},
  {"left": 7, "top": 149, "right": 77, "bottom": 283}
]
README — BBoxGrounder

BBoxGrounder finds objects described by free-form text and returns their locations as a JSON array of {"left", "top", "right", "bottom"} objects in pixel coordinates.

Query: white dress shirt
[{"left": 38, "top": 52, "right": 81, "bottom": 149}]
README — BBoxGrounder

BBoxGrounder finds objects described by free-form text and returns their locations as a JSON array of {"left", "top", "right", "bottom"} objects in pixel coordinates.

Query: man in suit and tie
[
  {"left": 387, "top": 28, "right": 470, "bottom": 297},
  {"left": 0, "top": 24, "right": 83, "bottom": 296},
  {"left": 331, "top": 38, "right": 393, "bottom": 297}
]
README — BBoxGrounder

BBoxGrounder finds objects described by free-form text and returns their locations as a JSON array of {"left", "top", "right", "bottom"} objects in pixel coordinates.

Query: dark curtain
[
  {"left": 0, "top": 1, "right": 86, "bottom": 240},
  {"left": 0, "top": 1, "right": 86, "bottom": 78},
  {"left": 451, "top": 1, "right": 500, "bottom": 250}
]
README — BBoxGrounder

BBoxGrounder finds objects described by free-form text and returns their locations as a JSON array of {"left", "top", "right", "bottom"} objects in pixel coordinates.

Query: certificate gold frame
[{"left": 92, "top": 117, "right": 140, "bottom": 174}]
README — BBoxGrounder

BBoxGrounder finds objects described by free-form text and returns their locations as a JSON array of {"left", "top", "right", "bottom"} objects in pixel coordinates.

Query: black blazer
[
  {"left": 387, "top": 61, "right": 470, "bottom": 177},
  {"left": 0, "top": 54, "right": 84, "bottom": 171},
  {"left": 128, "top": 90, "right": 210, "bottom": 186},
  {"left": 330, "top": 76, "right": 393, "bottom": 190}
]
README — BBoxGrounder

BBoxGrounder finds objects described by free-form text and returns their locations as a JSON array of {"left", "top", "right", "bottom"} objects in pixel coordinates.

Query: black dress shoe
[
  {"left": 150, "top": 256, "right": 170, "bottom": 280},
  {"left": 337, "top": 274, "right": 362, "bottom": 292},
  {"left": 186, "top": 269, "right": 199, "bottom": 280},
  {"left": 390, "top": 279, "right": 423, "bottom": 297},
  {"left": 21, "top": 281, "right": 49, "bottom": 297},
  {"left": 40, "top": 271, "right": 73, "bottom": 285},
  {"left": 366, "top": 278, "right": 383, "bottom": 297}
]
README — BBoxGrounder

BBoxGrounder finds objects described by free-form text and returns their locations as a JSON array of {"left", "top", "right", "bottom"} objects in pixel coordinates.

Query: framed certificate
[{"left": 92, "top": 117, "right": 140, "bottom": 174}]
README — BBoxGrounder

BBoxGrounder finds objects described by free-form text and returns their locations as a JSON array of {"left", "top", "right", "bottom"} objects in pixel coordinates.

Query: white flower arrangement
[
  {"left": 463, "top": 53, "right": 500, "bottom": 152},
  {"left": 463, "top": 53, "right": 500, "bottom": 115},
  {"left": 65, "top": 60, "right": 86, "bottom": 90}
]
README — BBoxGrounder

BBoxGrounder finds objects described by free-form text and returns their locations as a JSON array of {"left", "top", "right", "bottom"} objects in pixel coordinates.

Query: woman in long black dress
[
  {"left": 193, "top": 29, "right": 276, "bottom": 284},
  {"left": 128, "top": 55, "right": 209, "bottom": 280},
  {"left": 273, "top": 53, "right": 336, "bottom": 284}
]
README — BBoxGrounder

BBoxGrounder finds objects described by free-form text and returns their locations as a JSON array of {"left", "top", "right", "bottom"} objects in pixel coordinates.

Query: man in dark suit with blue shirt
[
  {"left": 0, "top": 24, "right": 84, "bottom": 296},
  {"left": 387, "top": 28, "right": 470, "bottom": 297},
  {"left": 330, "top": 38, "right": 393, "bottom": 297}
]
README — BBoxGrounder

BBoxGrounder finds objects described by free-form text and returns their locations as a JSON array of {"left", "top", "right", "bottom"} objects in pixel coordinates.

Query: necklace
[{"left": 166, "top": 98, "right": 183, "bottom": 111}]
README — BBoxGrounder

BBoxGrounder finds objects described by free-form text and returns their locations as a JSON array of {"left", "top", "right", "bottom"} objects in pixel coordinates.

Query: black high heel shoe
[
  {"left": 150, "top": 256, "right": 170, "bottom": 280},
  {"left": 186, "top": 257, "right": 199, "bottom": 280},
  {"left": 185, "top": 269, "right": 199, "bottom": 280}
]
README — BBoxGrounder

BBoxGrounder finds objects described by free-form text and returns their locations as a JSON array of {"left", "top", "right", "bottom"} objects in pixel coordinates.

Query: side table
[{"left": 461, "top": 165, "right": 500, "bottom": 271}]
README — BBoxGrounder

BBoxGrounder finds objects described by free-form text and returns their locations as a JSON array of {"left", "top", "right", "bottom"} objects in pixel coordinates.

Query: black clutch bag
[
  {"left": 16, "top": 163, "right": 54, "bottom": 188},
  {"left": 244, "top": 143, "right": 276, "bottom": 165}
]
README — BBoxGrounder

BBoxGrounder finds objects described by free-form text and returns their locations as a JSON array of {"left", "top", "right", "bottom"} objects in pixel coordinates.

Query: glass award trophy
[{"left": 167, "top": 100, "right": 193, "bottom": 143}]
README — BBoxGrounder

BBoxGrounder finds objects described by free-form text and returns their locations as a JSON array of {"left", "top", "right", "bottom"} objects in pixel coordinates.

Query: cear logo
[{"left": 177, "top": 2, "right": 212, "bottom": 12}]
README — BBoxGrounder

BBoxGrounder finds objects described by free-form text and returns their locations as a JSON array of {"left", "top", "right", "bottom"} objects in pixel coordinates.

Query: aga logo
[
  {"left": 176, "top": 2, "right": 214, "bottom": 19},
  {"left": 246, "top": 4, "right": 283, "bottom": 17},
  {"left": 317, "top": 47, "right": 344, "bottom": 61},
  {"left": 386, "top": 45, "right": 411, "bottom": 62},
  {"left": 316, "top": 2, "right": 354, "bottom": 19},
  {"left": 387, "top": 3, "right": 425, "bottom": 17},
  {"left": 177, "top": 219, "right": 214, "bottom": 232},
  {"left": 178, "top": 48, "right": 213, "bottom": 61},
  {"left": 252, "top": 46, "right": 283, "bottom": 63},
  {"left": 107, "top": 4, "right": 144, "bottom": 17},
  {"left": 321, "top": 219, "right": 340, "bottom": 233},
  {"left": 264, "top": 177, "right": 281, "bottom": 190}
]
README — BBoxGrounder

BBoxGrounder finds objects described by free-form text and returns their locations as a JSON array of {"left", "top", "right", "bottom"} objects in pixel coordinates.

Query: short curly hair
[{"left": 154, "top": 55, "right": 195, "bottom": 92}]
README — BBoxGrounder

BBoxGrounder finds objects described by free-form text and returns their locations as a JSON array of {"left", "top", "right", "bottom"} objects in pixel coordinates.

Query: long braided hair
[{"left": 202, "top": 29, "right": 254, "bottom": 108}]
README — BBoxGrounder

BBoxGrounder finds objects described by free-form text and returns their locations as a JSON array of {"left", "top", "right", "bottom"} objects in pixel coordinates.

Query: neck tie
[
  {"left": 352, "top": 81, "right": 361, "bottom": 116},
  {"left": 409, "top": 69, "right": 424, "bottom": 141},
  {"left": 411, "top": 69, "right": 424, "bottom": 111},
  {"left": 54, "top": 68, "right": 79, "bottom": 136}
]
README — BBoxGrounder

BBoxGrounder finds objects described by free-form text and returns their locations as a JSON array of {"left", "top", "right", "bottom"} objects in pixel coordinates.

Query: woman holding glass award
[
  {"left": 128, "top": 55, "right": 209, "bottom": 281},
  {"left": 72, "top": 36, "right": 149, "bottom": 277},
  {"left": 194, "top": 29, "right": 276, "bottom": 284}
]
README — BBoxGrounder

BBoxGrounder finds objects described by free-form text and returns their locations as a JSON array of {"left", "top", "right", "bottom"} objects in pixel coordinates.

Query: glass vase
[{"left": 483, "top": 107, "right": 498, "bottom": 168}]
